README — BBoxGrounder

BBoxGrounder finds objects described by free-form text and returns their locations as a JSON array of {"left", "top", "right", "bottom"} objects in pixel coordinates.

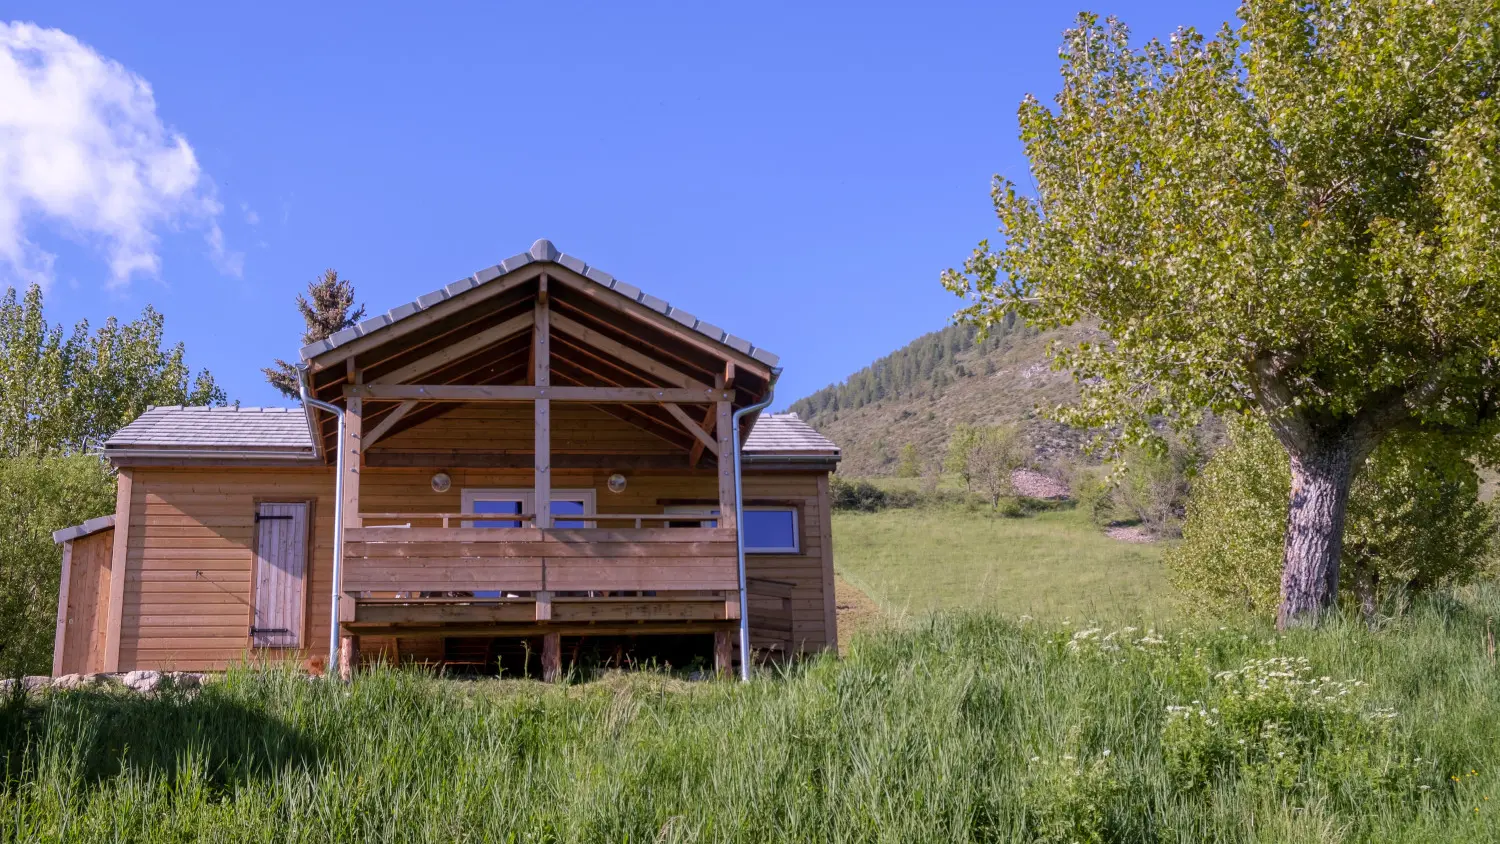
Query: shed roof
[
  {"left": 104, "top": 405, "right": 838, "bottom": 461},
  {"left": 53, "top": 515, "right": 115, "bottom": 545},
  {"left": 300, "top": 239, "right": 780, "bottom": 367},
  {"left": 104, "top": 406, "right": 318, "bottom": 459},
  {"left": 743, "top": 413, "right": 841, "bottom": 457}
]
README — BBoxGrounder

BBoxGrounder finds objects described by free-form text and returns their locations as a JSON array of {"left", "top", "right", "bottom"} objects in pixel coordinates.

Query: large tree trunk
[{"left": 1276, "top": 436, "right": 1359, "bottom": 629}]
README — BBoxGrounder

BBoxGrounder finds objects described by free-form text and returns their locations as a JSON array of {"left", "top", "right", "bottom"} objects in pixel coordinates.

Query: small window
[
  {"left": 471, "top": 498, "right": 524, "bottom": 528},
  {"left": 462, "top": 489, "right": 596, "bottom": 528},
  {"left": 744, "top": 507, "right": 799, "bottom": 554}
]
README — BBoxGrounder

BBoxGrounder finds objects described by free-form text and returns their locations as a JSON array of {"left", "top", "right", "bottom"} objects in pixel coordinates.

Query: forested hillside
[{"left": 787, "top": 318, "right": 1097, "bottom": 476}]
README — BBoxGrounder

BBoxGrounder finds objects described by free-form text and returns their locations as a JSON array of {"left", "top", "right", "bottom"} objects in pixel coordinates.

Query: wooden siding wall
[
  {"left": 54, "top": 529, "right": 114, "bottom": 675},
  {"left": 743, "top": 473, "right": 837, "bottom": 656},
  {"left": 109, "top": 456, "right": 835, "bottom": 670},
  {"left": 123, "top": 468, "right": 335, "bottom": 671}
]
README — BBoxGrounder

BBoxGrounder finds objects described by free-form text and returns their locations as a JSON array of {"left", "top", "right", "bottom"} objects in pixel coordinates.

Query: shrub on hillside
[
  {"left": 829, "top": 477, "right": 919, "bottom": 512},
  {"left": 1168, "top": 421, "right": 1496, "bottom": 620}
]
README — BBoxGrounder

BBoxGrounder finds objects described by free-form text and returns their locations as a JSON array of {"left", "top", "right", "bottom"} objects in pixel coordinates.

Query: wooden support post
[
  {"left": 716, "top": 400, "right": 737, "bottom": 530},
  {"left": 102, "top": 470, "right": 132, "bottom": 673},
  {"left": 339, "top": 635, "right": 358, "bottom": 681},
  {"left": 52, "top": 541, "right": 73, "bottom": 676},
  {"left": 542, "top": 632, "right": 561, "bottom": 682},
  {"left": 714, "top": 630, "right": 733, "bottom": 678},
  {"left": 342, "top": 396, "right": 363, "bottom": 529},
  {"left": 534, "top": 282, "right": 551, "bottom": 529},
  {"left": 535, "top": 591, "right": 553, "bottom": 621}
]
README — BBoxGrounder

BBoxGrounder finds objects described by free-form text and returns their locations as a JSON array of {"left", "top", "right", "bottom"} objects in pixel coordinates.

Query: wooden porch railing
[
  {"left": 359, "top": 512, "right": 718, "bottom": 529},
  {"left": 341, "top": 526, "right": 738, "bottom": 594}
]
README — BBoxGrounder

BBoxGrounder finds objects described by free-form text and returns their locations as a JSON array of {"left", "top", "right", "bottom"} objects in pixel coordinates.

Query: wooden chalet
[{"left": 51, "top": 239, "right": 841, "bottom": 680}]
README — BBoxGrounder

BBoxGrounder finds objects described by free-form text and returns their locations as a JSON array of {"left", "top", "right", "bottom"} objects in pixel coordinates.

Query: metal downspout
[
  {"left": 731, "top": 366, "right": 783, "bottom": 681},
  {"left": 296, "top": 364, "right": 348, "bottom": 675}
]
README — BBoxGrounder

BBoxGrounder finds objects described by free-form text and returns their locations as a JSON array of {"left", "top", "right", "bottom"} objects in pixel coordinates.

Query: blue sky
[{"left": 2, "top": 1, "right": 1236, "bottom": 408}]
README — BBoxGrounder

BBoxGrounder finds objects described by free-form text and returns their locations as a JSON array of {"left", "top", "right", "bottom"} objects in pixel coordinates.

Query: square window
[{"left": 744, "top": 507, "right": 799, "bottom": 553}]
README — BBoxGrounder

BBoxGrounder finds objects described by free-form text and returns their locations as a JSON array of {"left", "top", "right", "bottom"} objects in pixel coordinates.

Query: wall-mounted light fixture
[
  {"left": 607, "top": 473, "right": 627, "bottom": 494},
  {"left": 431, "top": 472, "right": 451, "bottom": 493}
]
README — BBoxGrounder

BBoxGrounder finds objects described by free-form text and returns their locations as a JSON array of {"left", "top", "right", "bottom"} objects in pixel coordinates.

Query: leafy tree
[
  {"left": 944, "top": 4, "right": 1500, "bottom": 627},
  {"left": 0, "top": 285, "right": 225, "bottom": 456},
  {"left": 945, "top": 423, "right": 1028, "bottom": 507},
  {"left": 264, "top": 269, "right": 366, "bottom": 398},
  {"left": 0, "top": 454, "right": 115, "bottom": 675},
  {"left": 1169, "top": 421, "right": 1494, "bottom": 622},
  {"left": 896, "top": 443, "right": 921, "bottom": 478},
  {"left": 967, "top": 424, "right": 1028, "bottom": 508},
  {"left": 944, "top": 424, "right": 981, "bottom": 491},
  {"left": 1113, "top": 439, "right": 1197, "bottom": 538}
]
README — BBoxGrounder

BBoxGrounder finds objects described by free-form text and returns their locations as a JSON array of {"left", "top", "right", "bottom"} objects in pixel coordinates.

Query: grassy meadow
[
  {"left": 832, "top": 504, "right": 1173, "bottom": 625},
  {"left": 7, "top": 595, "right": 1500, "bottom": 841}
]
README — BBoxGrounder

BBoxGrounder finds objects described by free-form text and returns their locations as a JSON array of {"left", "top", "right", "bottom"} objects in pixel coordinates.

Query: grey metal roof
[
  {"left": 53, "top": 515, "right": 115, "bottom": 545},
  {"left": 743, "top": 413, "right": 840, "bottom": 458},
  {"left": 299, "top": 239, "right": 780, "bottom": 367},
  {"left": 104, "top": 406, "right": 317, "bottom": 455},
  {"left": 101, "top": 405, "right": 837, "bottom": 460}
]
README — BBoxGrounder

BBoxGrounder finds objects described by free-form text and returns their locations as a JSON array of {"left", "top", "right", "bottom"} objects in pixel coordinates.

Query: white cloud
[
  {"left": 241, "top": 202, "right": 259, "bottom": 226},
  {"left": 0, "top": 21, "right": 241, "bottom": 287}
]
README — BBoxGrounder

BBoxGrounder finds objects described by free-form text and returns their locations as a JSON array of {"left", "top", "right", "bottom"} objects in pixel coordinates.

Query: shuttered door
[{"left": 252, "top": 503, "right": 309, "bottom": 648}]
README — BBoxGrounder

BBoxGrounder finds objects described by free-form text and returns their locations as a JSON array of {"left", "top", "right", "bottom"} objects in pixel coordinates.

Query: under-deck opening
[{"left": 436, "top": 633, "right": 715, "bottom": 678}]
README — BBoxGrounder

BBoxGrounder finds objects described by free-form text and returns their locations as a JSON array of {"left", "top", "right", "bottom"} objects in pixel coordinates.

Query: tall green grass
[{"left": 5, "top": 592, "right": 1500, "bottom": 841}]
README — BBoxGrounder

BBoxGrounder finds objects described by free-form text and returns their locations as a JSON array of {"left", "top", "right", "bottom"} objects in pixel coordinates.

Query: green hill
[{"left": 787, "top": 319, "right": 1098, "bottom": 477}]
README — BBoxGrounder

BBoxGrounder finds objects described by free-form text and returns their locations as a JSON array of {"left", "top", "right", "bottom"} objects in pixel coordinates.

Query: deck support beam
[
  {"left": 339, "top": 634, "right": 358, "bottom": 681},
  {"left": 716, "top": 399, "right": 737, "bottom": 530},
  {"left": 542, "top": 632, "right": 561, "bottom": 682},
  {"left": 342, "top": 396, "right": 362, "bottom": 530},
  {"left": 714, "top": 630, "right": 733, "bottom": 678},
  {"left": 534, "top": 277, "right": 551, "bottom": 529}
]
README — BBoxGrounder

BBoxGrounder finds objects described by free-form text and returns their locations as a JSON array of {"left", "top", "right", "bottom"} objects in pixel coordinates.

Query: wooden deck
[{"left": 341, "top": 525, "right": 739, "bottom": 594}]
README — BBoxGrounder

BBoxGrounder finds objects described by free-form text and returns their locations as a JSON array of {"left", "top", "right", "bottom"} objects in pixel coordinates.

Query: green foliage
[
  {"left": 0, "top": 455, "right": 115, "bottom": 675},
  {"left": 0, "top": 285, "right": 225, "bottom": 455},
  {"left": 828, "top": 476, "right": 919, "bottom": 512},
  {"left": 943, "top": 423, "right": 1029, "bottom": 507},
  {"left": 895, "top": 443, "right": 920, "bottom": 478},
  {"left": 10, "top": 598, "right": 1500, "bottom": 839},
  {"left": 1169, "top": 420, "right": 1496, "bottom": 618},
  {"left": 1111, "top": 439, "right": 1196, "bottom": 537},
  {"left": 944, "top": 3, "right": 1500, "bottom": 621},
  {"left": 1161, "top": 656, "right": 1420, "bottom": 804},
  {"left": 945, "top": 3, "right": 1500, "bottom": 453},
  {"left": 263, "top": 269, "right": 365, "bottom": 398}
]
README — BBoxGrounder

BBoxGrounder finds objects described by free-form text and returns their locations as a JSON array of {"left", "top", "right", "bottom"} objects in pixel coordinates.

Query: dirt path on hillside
[{"left": 834, "top": 574, "right": 885, "bottom": 654}]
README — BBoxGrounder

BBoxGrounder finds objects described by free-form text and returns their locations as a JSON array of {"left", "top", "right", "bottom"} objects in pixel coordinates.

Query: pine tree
[{"left": 264, "top": 270, "right": 366, "bottom": 398}]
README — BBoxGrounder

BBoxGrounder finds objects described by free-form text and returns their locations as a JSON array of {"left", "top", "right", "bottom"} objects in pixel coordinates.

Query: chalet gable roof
[
  {"left": 104, "top": 405, "right": 838, "bottom": 463},
  {"left": 299, "top": 239, "right": 780, "bottom": 367}
]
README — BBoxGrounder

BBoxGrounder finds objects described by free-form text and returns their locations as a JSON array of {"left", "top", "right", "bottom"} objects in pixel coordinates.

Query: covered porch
[{"left": 299, "top": 240, "right": 781, "bottom": 679}]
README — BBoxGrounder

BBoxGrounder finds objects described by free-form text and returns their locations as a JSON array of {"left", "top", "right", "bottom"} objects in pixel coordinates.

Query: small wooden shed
[{"left": 52, "top": 515, "right": 117, "bottom": 676}]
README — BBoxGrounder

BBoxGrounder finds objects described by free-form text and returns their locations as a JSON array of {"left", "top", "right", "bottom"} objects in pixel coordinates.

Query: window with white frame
[
  {"left": 744, "top": 506, "right": 800, "bottom": 553},
  {"left": 664, "top": 505, "right": 800, "bottom": 553},
  {"left": 462, "top": 489, "right": 596, "bottom": 528}
]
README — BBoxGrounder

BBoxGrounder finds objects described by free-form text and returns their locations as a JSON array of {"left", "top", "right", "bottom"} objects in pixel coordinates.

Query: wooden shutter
[{"left": 252, "top": 503, "right": 309, "bottom": 648}]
